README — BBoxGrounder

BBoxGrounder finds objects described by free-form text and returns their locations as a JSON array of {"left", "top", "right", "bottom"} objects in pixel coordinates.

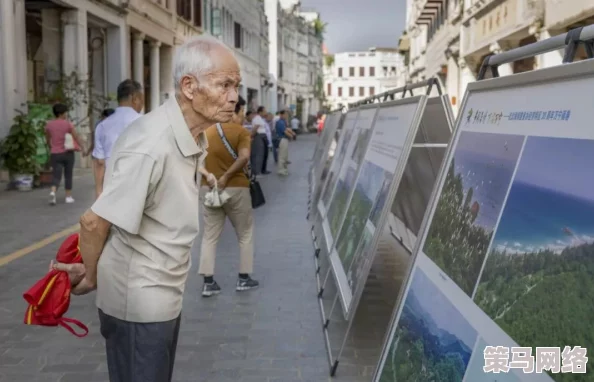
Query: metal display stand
[
  {"left": 310, "top": 78, "right": 454, "bottom": 377},
  {"left": 372, "top": 24, "right": 594, "bottom": 382}
]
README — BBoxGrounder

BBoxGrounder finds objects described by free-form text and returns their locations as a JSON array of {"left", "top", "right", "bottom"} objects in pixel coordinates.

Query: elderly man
[{"left": 52, "top": 36, "right": 241, "bottom": 382}]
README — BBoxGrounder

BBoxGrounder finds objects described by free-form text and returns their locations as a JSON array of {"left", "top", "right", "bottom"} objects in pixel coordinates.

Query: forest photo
[
  {"left": 423, "top": 131, "right": 524, "bottom": 296},
  {"left": 346, "top": 227, "right": 374, "bottom": 300},
  {"left": 335, "top": 161, "right": 389, "bottom": 271},
  {"left": 463, "top": 339, "right": 524, "bottom": 382},
  {"left": 327, "top": 165, "right": 359, "bottom": 239},
  {"left": 474, "top": 137, "right": 594, "bottom": 382},
  {"left": 369, "top": 176, "right": 392, "bottom": 228},
  {"left": 379, "top": 268, "right": 477, "bottom": 382}
]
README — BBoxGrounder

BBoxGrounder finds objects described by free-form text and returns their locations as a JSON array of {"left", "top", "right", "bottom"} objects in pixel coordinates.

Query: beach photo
[
  {"left": 378, "top": 267, "right": 478, "bottom": 382},
  {"left": 423, "top": 131, "right": 524, "bottom": 296},
  {"left": 335, "top": 161, "right": 389, "bottom": 270},
  {"left": 327, "top": 164, "right": 360, "bottom": 239},
  {"left": 474, "top": 136, "right": 594, "bottom": 381}
]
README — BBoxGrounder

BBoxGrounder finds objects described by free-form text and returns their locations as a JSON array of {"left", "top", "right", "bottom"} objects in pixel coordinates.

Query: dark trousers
[
  {"left": 272, "top": 138, "right": 279, "bottom": 163},
  {"left": 262, "top": 136, "right": 269, "bottom": 173},
  {"left": 250, "top": 134, "right": 266, "bottom": 176},
  {"left": 98, "top": 309, "right": 181, "bottom": 382},
  {"left": 51, "top": 151, "right": 75, "bottom": 190}
]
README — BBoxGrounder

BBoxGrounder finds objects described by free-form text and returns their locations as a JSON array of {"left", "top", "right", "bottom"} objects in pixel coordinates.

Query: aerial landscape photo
[
  {"left": 327, "top": 164, "right": 360, "bottom": 239},
  {"left": 378, "top": 267, "right": 478, "bottom": 382},
  {"left": 335, "top": 160, "right": 388, "bottom": 271},
  {"left": 463, "top": 338, "right": 524, "bottom": 382},
  {"left": 422, "top": 131, "right": 525, "bottom": 296},
  {"left": 474, "top": 136, "right": 594, "bottom": 382}
]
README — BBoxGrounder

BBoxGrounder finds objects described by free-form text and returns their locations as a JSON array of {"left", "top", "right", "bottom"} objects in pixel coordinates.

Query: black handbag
[{"left": 215, "top": 123, "right": 266, "bottom": 209}]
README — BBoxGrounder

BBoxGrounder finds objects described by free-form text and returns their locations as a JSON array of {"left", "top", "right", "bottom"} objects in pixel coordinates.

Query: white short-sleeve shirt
[
  {"left": 92, "top": 106, "right": 140, "bottom": 161},
  {"left": 91, "top": 98, "right": 208, "bottom": 323}
]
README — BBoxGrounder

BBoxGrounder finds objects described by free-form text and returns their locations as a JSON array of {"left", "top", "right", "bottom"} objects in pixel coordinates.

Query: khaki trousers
[
  {"left": 199, "top": 187, "right": 254, "bottom": 275},
  {"left": 277, "top": 137, "right": 289, "bottom": 175}
]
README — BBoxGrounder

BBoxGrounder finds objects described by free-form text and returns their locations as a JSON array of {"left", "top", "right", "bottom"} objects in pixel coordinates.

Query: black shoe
[
  {"left": 262, "top": 171, "right": 271, "bottom": 175},
  {"left": 202, "top": 281, "right": 221, "bottom": 297},
  {"left": 236, "top": 276, "right": 259, "bottom": 291}
]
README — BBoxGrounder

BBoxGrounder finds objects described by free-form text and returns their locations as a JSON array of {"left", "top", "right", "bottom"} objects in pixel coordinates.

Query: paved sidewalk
[{"left": 0, "top": 134, "right": 366, "bottom": 382}]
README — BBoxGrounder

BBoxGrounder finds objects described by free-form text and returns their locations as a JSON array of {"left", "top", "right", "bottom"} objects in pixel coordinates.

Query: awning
[{"left": 398, "top": 35, "right": 410, "bottom": 52}]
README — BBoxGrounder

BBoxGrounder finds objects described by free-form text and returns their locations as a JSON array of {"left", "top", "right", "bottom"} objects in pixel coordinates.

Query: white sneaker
[
  {"left": 49, "top": 192, "right": 56, "bottom": 206},
  {"left": 65, "top": 196, "right": 75, "bottom": 204}
]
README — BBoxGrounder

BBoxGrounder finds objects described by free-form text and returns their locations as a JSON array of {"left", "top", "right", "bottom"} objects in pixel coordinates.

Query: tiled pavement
[{"left": 0, "top": 134, "right": 380, "bottom": 382}]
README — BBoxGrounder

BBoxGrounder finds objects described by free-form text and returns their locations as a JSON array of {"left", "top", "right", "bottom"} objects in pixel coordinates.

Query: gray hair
[{"left": 172, "top": 35, "right": 235, "bottom": 92}]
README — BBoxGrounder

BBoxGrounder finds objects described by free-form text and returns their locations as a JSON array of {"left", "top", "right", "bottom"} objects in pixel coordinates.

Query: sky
[
  {"left": 514, "top": 136, "right": 594, "bottom": 201},
  {"left": 299, "top": 0, "right": 406, "bottom": 53}
]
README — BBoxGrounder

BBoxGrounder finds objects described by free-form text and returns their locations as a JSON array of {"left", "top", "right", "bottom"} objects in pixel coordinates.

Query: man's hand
[
  {"left": 50, "top": 260, "right": 86, "bottom": 286},
  {"left": 217, "top": 174, "right": 229, "bottom": 190},
  {"left": 206, "top": 172, "right": 217, "bottom": 188},
  {"left": 72, "top": 277, "right": 96, "bottom": 296}
]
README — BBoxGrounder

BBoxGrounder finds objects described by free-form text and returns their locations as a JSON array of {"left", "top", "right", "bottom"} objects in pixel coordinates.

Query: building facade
[
  {"left": 400, "top": 0, "right": 594, "bottom": 116},
  {"left": 265, "top": 0, "right": 324, "bottom": 122},
  {"left": 323, "top": 48, "right": 405, "bottom": 110}
]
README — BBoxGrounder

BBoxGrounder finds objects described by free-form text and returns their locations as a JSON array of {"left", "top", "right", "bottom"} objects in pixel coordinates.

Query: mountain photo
[{"left": 378, "top": 267, "right": 478, "bottom": 382}]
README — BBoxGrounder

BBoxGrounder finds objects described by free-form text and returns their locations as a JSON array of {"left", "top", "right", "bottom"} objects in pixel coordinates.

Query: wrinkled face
[{"left": 179, "top": 47, "right": 241, "bottom": 125}]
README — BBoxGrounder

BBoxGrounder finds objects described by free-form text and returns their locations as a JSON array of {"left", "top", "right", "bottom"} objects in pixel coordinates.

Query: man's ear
[{"left": 181, "top": 76, "right": 195, "bottom": 101}]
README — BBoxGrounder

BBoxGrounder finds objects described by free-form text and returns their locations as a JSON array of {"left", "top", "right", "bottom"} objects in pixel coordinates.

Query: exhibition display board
[
  {"left": 316, "top": 110, "right": 359, "bottom": 220},
  {"left": 322, "top": 106, "right": 378, "bottom": 253},
  {"left": 309, "top": 112, "right": 344, "bottom": 220},
  {"left": 326, "top": 96, "right": 428, "bottom": 318},
  {"left": 373, "top": 58, "right": 594, "bottom": 382},
  {"left": 310, "top": 111, "right": 342, "bottom": 195}
]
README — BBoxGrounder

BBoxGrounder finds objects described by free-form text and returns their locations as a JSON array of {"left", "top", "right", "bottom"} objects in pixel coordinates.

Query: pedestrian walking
[
  {"left": 44, "top": 103, "right": 86, "bottom": 206},
  {"left": 51, "top": 35, "right": 241, "bottom": 382},
  {"left": 92, "top": 79, "right": 143, "bottom": 198},
  {"left": 85, "top": 108, "right": 115, "bottom": 158},
  {"left": 198, "top": 95, "right": 259, "bottom": 297},
  {"left": 291, "top": 115, "right": 299, "bottom": 140},
  {"left": 275, "top": 110, "right": 295, "bottom": 176},
  {"left": 261, "top": 110, "right": 272, "bottom": 174},
  {"left": 266, "top": 112, "right": 279, "bottom": 164},
  {"left": 250, "top": 106, "right": 268, "bottom": 176}
]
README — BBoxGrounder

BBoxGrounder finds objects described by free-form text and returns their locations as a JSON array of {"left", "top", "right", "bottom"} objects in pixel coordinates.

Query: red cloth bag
[{"left": 23, "top": 233, "right": 88, "bottom": 337}]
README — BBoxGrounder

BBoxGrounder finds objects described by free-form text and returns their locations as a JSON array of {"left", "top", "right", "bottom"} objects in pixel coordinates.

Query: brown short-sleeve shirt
[{"left": 201, "top": 123, "right": 251, "bottom": 188}]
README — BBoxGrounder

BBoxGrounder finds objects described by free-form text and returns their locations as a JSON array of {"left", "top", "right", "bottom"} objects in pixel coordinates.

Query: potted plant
[
  {"left": 28, "top": 103, "right": 54, "bottom": 187},
  {"left": 0, "top": 111, "right": 41, "bottom": 191}
]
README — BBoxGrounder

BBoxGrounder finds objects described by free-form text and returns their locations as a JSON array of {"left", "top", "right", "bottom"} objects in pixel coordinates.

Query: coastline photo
[
  {"left": 335, "top": 161, "right": 389, "bottom": 270},
  {"left": 474, "top": 136, "right": 594, "bottom": 382},
  {"left": 327, "top": 165, "right": 360, "bottom": 239},
  {"left": 422, "top": 131, "right": 524, "bottom": 296},
  {"left": 378, "top": 267, "right": 478, "bottom": 382}
]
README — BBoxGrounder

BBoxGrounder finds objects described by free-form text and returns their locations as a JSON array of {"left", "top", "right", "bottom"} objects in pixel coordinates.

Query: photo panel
[
  {"left": 474, "top": 136, "right": 594, "bottom": 380},
  {"left": 422, "top": 131, "right": 525, "bottom": 296}
]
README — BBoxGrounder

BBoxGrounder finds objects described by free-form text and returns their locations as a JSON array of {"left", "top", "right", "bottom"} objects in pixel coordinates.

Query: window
[
  {"left": 210, "top": 8, "right": 221, "bottom": 36},
  {"left": 383, "top": 66, "right": 388, "bottom": 76},
  {"left": 279, "top": 62, "right": 283, "bottom": 78},
  {"left": 359, "top": 67, "right": 364, "bottom": 76},
  {"left": 349, "top": 67, "right": 355, "bottom": 77},
  {"left": 391, "top": 66, "right": 396, "bottom": 72},
  {"left": 369, "top": 67, "right": 375, "bottom": 76},
  {"left": 349, "top": 87, "right": 354, "bottom": 97},
  {"left": 177, "top": 0, "right": 191, "bottom": 21},
  {"left": 338, "top": 87, "right": 342, "bottom": 97},
  {"left": 193, "top": 0, "right": 202, "bottom": 27},
  {"left": 327, "top": 83, "right": 331, "bottom": 96},
  {"left": 369, "top": 87, "right": 375, "bottom": 96},
  {"left": 359, "top": 87, "right": 364, "bottom": 96},
  {"left": 234, "top": 22, "right": 241, "bottom": 49},
  {"left": 338, "top": 67, "right": 343, "bottom": 77}
]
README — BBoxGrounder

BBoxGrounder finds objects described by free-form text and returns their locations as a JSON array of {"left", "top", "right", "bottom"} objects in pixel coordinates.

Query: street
[{"left": 0, "top": 135, "right": 370, "bottom": 382}]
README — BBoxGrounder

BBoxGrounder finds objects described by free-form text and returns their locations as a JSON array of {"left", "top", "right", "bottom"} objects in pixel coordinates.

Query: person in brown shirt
[{"left": 198, "top": 95, "right": 259, "bottom": 297}]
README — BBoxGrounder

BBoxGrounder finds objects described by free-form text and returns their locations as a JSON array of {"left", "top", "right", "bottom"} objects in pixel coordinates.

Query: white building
[
  {"left": 401, "top": 0, "right": 594, "bottom": 116},
  {"left": 202, "top": 0, "right": 271, "bottom": 111},
  {"left": 323, "top": 48, "right": 405, "bottom": 110},
  {"left": 265, "top": 0, "right": 324, "bottom": 122},
  {"left": 0, "top": 0, "right": 205, "bottom": 167}
]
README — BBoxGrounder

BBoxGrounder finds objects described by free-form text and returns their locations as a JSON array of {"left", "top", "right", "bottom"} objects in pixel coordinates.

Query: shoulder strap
[{"left": 215, "top": 123, "right": 252, "bottom": 179}]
